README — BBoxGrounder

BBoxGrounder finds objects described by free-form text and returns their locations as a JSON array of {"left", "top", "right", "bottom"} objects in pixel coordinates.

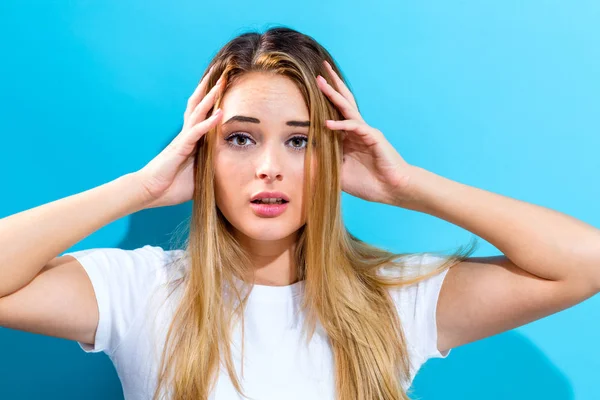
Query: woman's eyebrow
[{"left": 222, "top": 115, "right": 310, "bottom": 127}]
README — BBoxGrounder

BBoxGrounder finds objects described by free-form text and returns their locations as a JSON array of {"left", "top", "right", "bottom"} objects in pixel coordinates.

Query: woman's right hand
[{"left": 134, "top": 67, "right": 225, "bottom": 209}]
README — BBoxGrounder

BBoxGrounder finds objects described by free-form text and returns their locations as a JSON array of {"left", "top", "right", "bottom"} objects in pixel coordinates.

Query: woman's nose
[{"left": 255, "top": 147, "right": 283, "bottom": 182}]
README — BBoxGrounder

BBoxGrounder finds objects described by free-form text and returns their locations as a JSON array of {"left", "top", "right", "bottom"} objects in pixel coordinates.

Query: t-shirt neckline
[{"left": 231, "top": 275, "right": 305, "bottom": 302}]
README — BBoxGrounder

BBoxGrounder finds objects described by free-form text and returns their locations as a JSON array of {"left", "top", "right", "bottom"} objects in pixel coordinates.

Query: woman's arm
[
  {"left": 0, "top": 172, "right": 149, "bottom": 298},
  {"left": 401, "top": 165, "right": 600, "bottom": 287},
  {"left": 398, "top": 165, "right": 600, "bottom": 353}
]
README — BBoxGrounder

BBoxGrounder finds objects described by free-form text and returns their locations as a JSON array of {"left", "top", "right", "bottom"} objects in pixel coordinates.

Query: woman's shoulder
[
  {"left": 378, "top": 252, "right": 453, "bottom": 361},
  {"left": 58, "top": 244, "right": 188, "bottom": 355},
  {"left": 126, "top": 245, "right": 189, "bottom": 284},
  {"left": 378, "top": 252, "right": 450, "bottom": 307},
  {"left": 62, "top": 244, "right": 190, "bottom": 287},
  {"left": 378, "top": 252, "right": 449, "bottom": 280}
]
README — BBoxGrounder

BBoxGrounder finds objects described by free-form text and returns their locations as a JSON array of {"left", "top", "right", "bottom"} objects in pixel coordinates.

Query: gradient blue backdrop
[{"left": 1, "top": 1, "right": 599, "bottom": 399}]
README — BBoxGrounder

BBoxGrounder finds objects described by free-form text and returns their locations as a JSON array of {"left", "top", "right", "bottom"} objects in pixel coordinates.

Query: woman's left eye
[
  {"left": 225, "top": 133, "right": 309, "bottom": 151},
  {"left": 288, "top": 136, "right": 309, "bottom": 150}
]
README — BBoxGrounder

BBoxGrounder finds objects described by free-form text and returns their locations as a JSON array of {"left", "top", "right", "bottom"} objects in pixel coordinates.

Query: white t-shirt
[{"left": 62, "top": 245, "right": 451, "bottom": 399}]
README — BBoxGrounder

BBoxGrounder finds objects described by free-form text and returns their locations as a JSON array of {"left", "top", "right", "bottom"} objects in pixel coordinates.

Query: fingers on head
[
  {"left": 185, "top": 66, "right": 226, "bottom": 121},
  {"left": 189, "top": 79, "right": 223, "bottom": 122},
  {"left": 323, "top": 60, "right": 357, "bottom": 108},
  {"left": 185, "top": 67, "right": 214, "bottom": 115},
  {"left": 186, "top": 109, "right": 223, "bottom": 143}
]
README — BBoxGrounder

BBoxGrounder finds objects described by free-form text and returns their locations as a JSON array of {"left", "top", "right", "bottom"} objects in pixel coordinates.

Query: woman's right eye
[{"left": 225, "top": 133, "right": 255, "bottom": 150}]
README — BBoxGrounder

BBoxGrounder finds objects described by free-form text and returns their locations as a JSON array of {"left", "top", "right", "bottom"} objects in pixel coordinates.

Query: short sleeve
[
  {"left": 384, "top": 253, "right": 452, "bottom": 362},
  {"left": 60, "top": 245, "right": 169, "bottom": 356}
]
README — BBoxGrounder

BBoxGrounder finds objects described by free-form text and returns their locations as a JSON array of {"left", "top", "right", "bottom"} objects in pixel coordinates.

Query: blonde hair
[{"left": 151, "top": 26, "right": 478, "bottom": 400}]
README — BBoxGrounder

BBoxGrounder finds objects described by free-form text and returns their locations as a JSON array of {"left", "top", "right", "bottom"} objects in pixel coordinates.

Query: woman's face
[{"left": 214, "top": 71, "right": 314, "bottom": 242}]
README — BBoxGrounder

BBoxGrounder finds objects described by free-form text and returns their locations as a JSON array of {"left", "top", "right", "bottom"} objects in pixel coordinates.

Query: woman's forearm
[
  {"left": 0, "top": 172, "right": 150, "bottom": 298},
  {"left": 398, "top": 165, "right": 600, "bottom": 287}
]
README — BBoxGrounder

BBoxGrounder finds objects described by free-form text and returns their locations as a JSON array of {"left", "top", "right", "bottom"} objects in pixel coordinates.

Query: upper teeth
[{"left": 255, "top": 198, "right": 284, "bottom": 204}]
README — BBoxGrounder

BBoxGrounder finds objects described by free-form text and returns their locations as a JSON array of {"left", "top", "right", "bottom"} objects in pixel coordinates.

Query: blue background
[{"left": 1, "top": 1, "right": 599, "bottom": 399}]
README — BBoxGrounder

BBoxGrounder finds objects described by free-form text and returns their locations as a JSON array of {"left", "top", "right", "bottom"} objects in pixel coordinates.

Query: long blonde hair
[{"left": 152, "top": 26, "right": 478, "bottom": 400}]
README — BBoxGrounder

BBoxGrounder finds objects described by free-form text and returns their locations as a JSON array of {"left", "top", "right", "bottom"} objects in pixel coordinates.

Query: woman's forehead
[{"left": 221, "top": 73, "right": 309, "bottom": 118}]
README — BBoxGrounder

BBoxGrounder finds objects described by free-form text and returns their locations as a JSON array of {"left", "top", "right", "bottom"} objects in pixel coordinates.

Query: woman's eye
[
  {"left": 225, "top": 133, "right": 255, "bottom": 148},
  {"left": 288, "top": 136, "right": 309, "bottom": 151}
]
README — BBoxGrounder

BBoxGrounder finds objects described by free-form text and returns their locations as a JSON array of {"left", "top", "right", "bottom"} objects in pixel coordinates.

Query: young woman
[{"left": 1, "top": 27, "right": 599, "bottom": 400}]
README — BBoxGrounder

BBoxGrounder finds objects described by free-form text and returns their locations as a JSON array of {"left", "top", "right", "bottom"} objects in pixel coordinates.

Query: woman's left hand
[{"left": 317, "top": 60, "right": 416, "bottom": 206}]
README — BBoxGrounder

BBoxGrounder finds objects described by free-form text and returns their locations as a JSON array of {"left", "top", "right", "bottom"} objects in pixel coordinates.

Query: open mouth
[{"left": 250, "top": 199, "right": 289, "bottom": 205}]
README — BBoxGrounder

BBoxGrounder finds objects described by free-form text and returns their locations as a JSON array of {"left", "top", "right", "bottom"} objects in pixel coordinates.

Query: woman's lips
[{"left": 249, "top": 201, "right": 289, "bottom": 217}]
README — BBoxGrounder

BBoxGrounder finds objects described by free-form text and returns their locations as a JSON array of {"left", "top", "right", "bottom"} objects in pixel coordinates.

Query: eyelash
[{"left": 224, "top": 132, "right": 309, "bottom": 152}]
